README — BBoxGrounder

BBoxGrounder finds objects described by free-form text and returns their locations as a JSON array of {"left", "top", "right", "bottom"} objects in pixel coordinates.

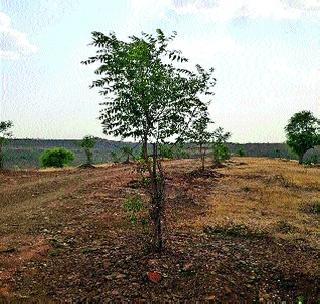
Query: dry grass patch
[{"left": 192, "top": 157, "right": 320, "bottom": 248}]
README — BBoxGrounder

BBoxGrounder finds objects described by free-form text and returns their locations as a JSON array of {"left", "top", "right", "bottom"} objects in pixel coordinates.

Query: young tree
[
  {"left": 186, "top": 113, "right": 212, "bottom": 171},
  {"left": 82, "top": 29, "right": 215, "bottom": 252},
  {"left": 211, "top": 127, "right": 231, "bottom": 165},
  {"left": 120, "top": 145, "right": 134, "bottom": 163},
  {"left": 0, "top": 121, "right": 13, "bottom": 170},
  {"left": 285, "top": 111, "right": 320, "bottom": 164},
  {"left": 80, "top": 135, "right": 97, "bottom": 166}
]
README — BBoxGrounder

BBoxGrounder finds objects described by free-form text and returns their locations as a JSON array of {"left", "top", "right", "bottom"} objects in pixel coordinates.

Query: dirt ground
[{"left": 0, "top": 157, "right": 319, "bottom": 302}]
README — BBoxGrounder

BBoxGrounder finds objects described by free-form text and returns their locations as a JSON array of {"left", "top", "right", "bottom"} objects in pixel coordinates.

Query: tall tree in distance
[
  {"left": 285, "top": 111, "right": 320, "bottom": 164},
  {"left": 82, "top": 29, "right": 216, "bottom": 251},
  {"left": 80, "top": 135, "right": 97, "bottom": 167},
  {"left": 0, "top": 121, "right": 13, "bottom": 170}
]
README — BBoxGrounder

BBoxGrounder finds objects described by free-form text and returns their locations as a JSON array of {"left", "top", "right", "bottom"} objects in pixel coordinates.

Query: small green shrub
[
  {"left": 141, "top": 176, "right": 152, "bottom": 187},
  {"left": 40, "top": 147, "right": 74, "bottom": 168},
  {"left": 212, "top": 143, "right": 230, "bottom": 164},
  {"left": 123, "top": 195, "right": 147, "bottom": 225}
]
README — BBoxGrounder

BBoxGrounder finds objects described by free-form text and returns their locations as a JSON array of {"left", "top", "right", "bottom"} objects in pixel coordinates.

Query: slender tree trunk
[
  {"left": 85, "top": 148, "right": 92, "bottom": 165},
  {"left": 140, "top": 137, "right": 165, "bottom": 252},
  {"left": 150, "top": 143, "right": 165, "bottom": 252},
  {"left": 142, "top": 137, "right": 148, "bottom": 163}
]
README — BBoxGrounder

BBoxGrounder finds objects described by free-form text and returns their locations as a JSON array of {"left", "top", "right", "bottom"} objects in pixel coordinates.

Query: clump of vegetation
[
  {"left": 110, "top": 150, "right": 122, "bottom": 163},
  {"left": 271, "top": 174, "right": 296, "bottom": 188},
  {"left": 79, "top": 135, "right": 97, "bottom": 166},
  {"left": 159, "top": 144, "right": 174, "bottom": 159},
  {"left": 47, "top": 238, "right": 65, "bottom": 257},
  {"left": 212, "top": 144, "right": 230, "bottom": 165},
  {"left": 211, "top": 127, "right": 231, "bottom": 166},
  {"left": 0, "top": 120, "right": 13, "bottom": 170},
  {"left": 238, "top": 147, "right": 246, "bottom": 157},
  {"left": 80, "top": 247, "right": 98, "bottom": 254},
  {"left": 243, "top": 186, "right": 251, "bottom": 192},
  {"left": 172, "top": 143, "right": 189, "bottom": 159},
  {"left": 276, "top": 220, "right": 296, "bottom": 234},
  {"left": 300, "top": 201, "right": 320, "bottom": 215},
  {"left": 304, "top": 155, "right": 319, "bottom": 166},
  {"left": 48, "top": 248, "right": 62, "bottom": 257},
  {"left": 285, "top": 111, "right": 320, "bottom": 164},
  {"left": 40, "top": 147, "right": 75, "bottom": 168},
  {"left": 123, "top": 195, "right": 147, "bottom": 226},
  {"left": 203, "top": 223, "right": 266, "bottom": 239}
]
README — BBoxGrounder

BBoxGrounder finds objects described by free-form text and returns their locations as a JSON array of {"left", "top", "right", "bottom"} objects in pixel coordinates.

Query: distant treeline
[
  {"left": 227, "top": 142, "right": 320, "bottom": 160},
  {"left": 2, "top": 138, "right": 320, "bottom": 169}
]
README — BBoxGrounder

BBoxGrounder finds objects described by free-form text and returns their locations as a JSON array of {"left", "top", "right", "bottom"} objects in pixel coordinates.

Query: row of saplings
[
  {"left": 39, "top": 133, "right": 233, "bottom": 170},
  {"left": 0, "top": 122, "right": 234, "bottom": 170}
]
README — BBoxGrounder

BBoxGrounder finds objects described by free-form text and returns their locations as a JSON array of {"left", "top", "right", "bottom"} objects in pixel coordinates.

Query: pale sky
[{"left": 0, "top": 0, "right": 319, "bottom": 143}]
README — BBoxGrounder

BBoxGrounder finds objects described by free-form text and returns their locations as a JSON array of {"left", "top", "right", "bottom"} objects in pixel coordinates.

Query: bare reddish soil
[{"left": 0, "top": 158, "right": 319, "bottom": 302}]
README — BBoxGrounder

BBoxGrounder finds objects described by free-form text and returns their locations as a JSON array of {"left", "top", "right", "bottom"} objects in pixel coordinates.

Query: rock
[{"left": 147, "top": 271, "right": 162, "bottom": 283}]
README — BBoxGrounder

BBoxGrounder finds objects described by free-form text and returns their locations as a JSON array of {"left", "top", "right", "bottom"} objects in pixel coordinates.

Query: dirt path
[
  {"left": 0, "top": 164, "right": 137, "bottom": 296},
  {"left": 0, "top": 158, "right": 319, "bottom": 302},
  {"left": 0, "top": 165, "right": 132, "bottom": 223}
]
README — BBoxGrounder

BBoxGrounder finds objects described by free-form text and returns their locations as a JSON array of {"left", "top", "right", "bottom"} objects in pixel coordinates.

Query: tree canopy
[
  {"left": 0, "top": 120, "right": 13, "bottom": 169},
  {"left": 0, "top": 121, "right": 13, "bottom": 146},
  {"left": 285, "top": 111, "right": 320, "bottom": 164},
  {"left": 82, "top": 29, "right": 215, "bottom": 146},
  {"left": 80, "top": 135, "right": 97, "bottom": 149}
]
